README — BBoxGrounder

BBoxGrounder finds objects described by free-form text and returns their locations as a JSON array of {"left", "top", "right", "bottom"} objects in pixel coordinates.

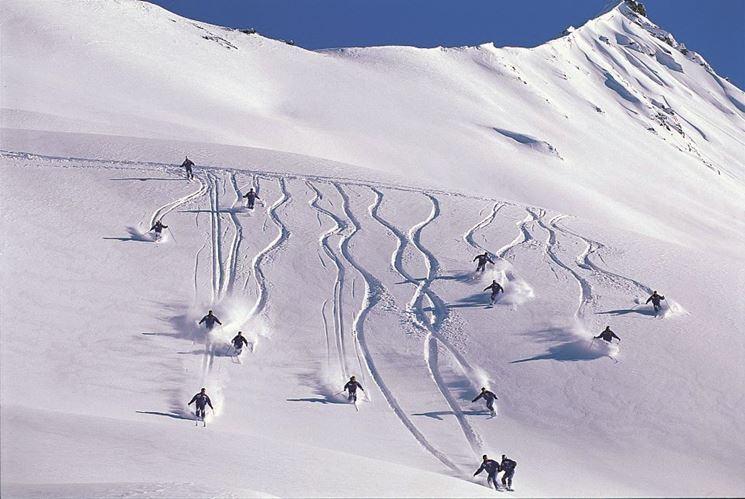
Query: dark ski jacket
[
  {"left": 182, "top": 158, "right": 195, "bottom": 169},
  {"left": 595, "top": 328, "right": 620, "bottom": 342},
  {"left": 188, "top": 393, "right": 213, "bottom": 409},
  {"left": 151, "top": 221, "right": 168, "bottom": 233},
  {"left": 646, "top": 293, "right": 665, "bottom": 306},
  {"left": 199, "top": 314, "right": 222, "bottom": 328},
  {"left": 500, "top": 457, "right": 517, "bottom": 473},
  {"left": 484, "top": 282, "right": 504, "bottom": 294},
  {"left": 474, "top": 253, "right": 494, "bottom": 265},
  {"left": 243, "top": 190, "right": 259, "bottom": 201},
  {"left": 344, "top": 380, "right": 364, "bottom": 394},
  {"left": 232, "top": 334, "right": 248, "bottom": 348},
  {"left": 474, "top": 459, "right": 500, "bottom": 477},
  {"left": 472, "top": 390, "right": 498, "bottom": 404}
]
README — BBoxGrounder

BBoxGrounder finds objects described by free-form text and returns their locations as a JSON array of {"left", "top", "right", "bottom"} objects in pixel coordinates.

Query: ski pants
[
  {"left": 490, "top": 292, "right": 498, "bottom": 303},
  {"left": 348, "top": 391, "right": 357, "bottom": 402},
  {"left": 186, "top": 167, "right": 193, "bottom": 179},
  {"left": 476, "top": 262, "right": 486, "bottom": 272},
  {"left": 486, "top": 398, "right": 495, "bottom": 412},
  {"left": 195, "top": 406, "right": 207, "bottom": 419},
  {"left": 247, "top": 199, "right": 255, "bottom": 209},
  {"left": 501, "top": 469, "right": 514, "bottom": 488},
  {"left": 486, "top": 474, "right": 499, "bottom": 490}
]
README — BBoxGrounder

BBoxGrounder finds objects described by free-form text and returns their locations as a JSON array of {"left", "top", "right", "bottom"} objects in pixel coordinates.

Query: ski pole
[{"left": 167, "top": 227, "right": 177, "bottom": 242}]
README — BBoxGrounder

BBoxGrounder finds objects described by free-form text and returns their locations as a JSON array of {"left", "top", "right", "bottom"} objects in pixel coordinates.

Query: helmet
[
  {"left": 482, "top": 454, "right": 488, "bottom": 460},
  {"left": 238, "top": 331, "right": 243, "bottom": 335},
  {"left": 350, "top": 376, "right": 356, "bottom": 380},
  {"left": 208, "top": 310, "right": 213, "bottom": 314},
  {"left": 200, "top": 387, "right": 206, "bottom": 392}
]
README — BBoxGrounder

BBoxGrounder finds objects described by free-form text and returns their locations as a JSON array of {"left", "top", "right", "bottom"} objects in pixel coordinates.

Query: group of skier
[
  {"left": 474, "top": 454, "right": 518, "bottom": 492},
  {"left": 149, "top": 157, "right": 261, "bottom": 240}
]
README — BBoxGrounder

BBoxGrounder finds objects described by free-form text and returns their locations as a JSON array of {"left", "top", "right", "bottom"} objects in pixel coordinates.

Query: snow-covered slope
[{"left": 1, "top": 1, "right": 744, "bottom": 497}]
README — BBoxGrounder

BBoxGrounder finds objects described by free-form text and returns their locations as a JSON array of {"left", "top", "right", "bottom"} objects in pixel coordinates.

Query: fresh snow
[{"left": 1, "top": 1, "right": 744, "bottom": 497}]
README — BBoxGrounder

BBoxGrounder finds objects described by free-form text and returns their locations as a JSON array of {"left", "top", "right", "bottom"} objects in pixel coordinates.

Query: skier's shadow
[
  {"left": 597, "top": 307, "right": 656, "bottom": 317},
  {"left": 136, "top": 410, "right": 194, "bottom": 421},
  {"left": 111, "top": 177, "right": 184, "bottom": 182},
  {"left": 179, "top": 207, "right": 247, "bottom": 215},
  {"left": 285, "top": 397, "right": 348, "bottom": 405},
  {"left": 412, "top": 409, "right": 491, "bottom": 420},
  {"left": 103, "top": 227, "right": 155, "bottom": 242},
  {"left": 422, "top": 292, "right": 494, "bottom": 311},
  {"left": 510, "top": 327, "right": 606, "bottom": 363}
]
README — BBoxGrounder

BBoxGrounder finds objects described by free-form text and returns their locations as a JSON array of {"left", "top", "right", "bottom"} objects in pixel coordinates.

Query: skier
[
  {"left": 150, "top": 219, "right": 168, "bottom": 239},
  {"left": 594, "top": 326, "right": 620, "bottom": 343},
  {"left": 473, "top": 454, "right": 501, "bottom": 491},
  {"left": 473, "top": 251, "right": 494, "bottom": 272},
  {"left": 242, "top": 188, "right": 260, "bottom": 209},
  {"left": 645, "top": 290, "right": 666, "bottom": 313},
  {"left": 343, "top": 375, "right": 364, "bottom": 403},
  {"left": 231, "top": 331, "right": 249, "bottom": 355},
  {"left": 181, "top": 156, "right": 195, "bottom": 180},
  {"left": 499, "top": 454, "right": 517, "bottom": 491},
  {"left": 472, "top": 387, "right": 498, "bottom": 416},
  {"left": 198, "top": 310, "right": 222, "bottom": 331},
  {"left": 484, "top": 279, "right": 504, "bottom": 304},
  {"left": 187, "top": 387, "right": 213, "bottom": 422}
]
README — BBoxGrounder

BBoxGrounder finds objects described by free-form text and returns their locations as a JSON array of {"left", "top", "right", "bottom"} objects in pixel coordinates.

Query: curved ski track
[
  {"left": 328, "top": 182, "right": 461, "bottom": 473},
  {"left": 306, "top": 181, "right": 352, "bottom": 379}
]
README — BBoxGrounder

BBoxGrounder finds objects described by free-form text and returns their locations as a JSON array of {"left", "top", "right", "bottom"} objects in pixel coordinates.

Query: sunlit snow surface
[{"left": 1, "top": 1, "right": 744, "bottom": 497}]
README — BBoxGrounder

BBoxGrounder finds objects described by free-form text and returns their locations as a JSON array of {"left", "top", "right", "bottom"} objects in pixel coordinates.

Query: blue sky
[{"left": 149, "top": 0, "right": 745, "bottom": 88}]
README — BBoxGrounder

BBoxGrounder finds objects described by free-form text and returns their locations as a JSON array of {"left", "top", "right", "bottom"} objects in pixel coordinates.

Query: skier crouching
[
  {"left": 472, "top": 387, "right": 498, "bottom": 416},
  {"left": 473, "top": 252, "right": 494, "bottom": 272},
  {"left": 500, "top": 454, "right": 517, "bottom": 491},
  {"left": 343, "top": 376, "right": 364, "bottom": 403},
  {"left": 645, "top": 290, "right": 666, "bottom": 313},
  {"left": 484, "top": 279, "right": 504, "bottom": 304},
  {"left": 594, "top": 326, "right": 620, "bottom": 343},
  {"left": 231, "top": 331, "right": 249, "bottom": 355},
  {"left": 150, "top": 219, "right": 168, "bottom": 240},
  {"left": 474, "top": 454, "right": 501, "bottom": 491}
]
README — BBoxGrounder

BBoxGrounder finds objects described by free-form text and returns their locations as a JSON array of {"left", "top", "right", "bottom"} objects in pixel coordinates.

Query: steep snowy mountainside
[{"left": 1, "top": 0, "right": 743, "bottom": 249}]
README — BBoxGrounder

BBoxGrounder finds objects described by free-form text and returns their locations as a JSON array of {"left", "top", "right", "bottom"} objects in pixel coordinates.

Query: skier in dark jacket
[
  {"left": 473, "top": 252, "right": 495, "bottom": 272},
  {"left": 645, "top": 290, "right": 666, "bottom": 313},
  {"left": 198, "top": 310, "right": 222, "bottom": 331},
  {"left": 150, "top": 220, "right": 168, "bottom": 238},
  {"left": 231, "top": 331, "right": 248, "bottom": 354},
  {"left": 500, "top": 454, "right": 517, "bottom": 491},
  {"left": 484, "top": 280, "right": 504, "bottom": 304},
  {"left": 595, "top": 326, "right": 620, "bottom": 343},
  {"left": 243, "top": 188, "right": 260, "bottom": 209},
  {"left": 181, "top": 156, "right": 194, "bottom": 180},
  {"left": 188, "top": 387, "right": 213, "bottom": 420},
  {"left": 343, "top": 375, "right": 364, "bottom": 403},
  {"left": 474, "top": 454, "right": 501, "bottom": 491},
  {"left": 472, "top": 387, "right": 498, "bottom": 416}
]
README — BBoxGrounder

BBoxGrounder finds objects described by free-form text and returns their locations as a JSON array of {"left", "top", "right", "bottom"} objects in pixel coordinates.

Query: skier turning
[
  {"left": 242, "top": 188, "right": 260, "bottom": 209},
  {"left": 188, "top": 387, "right": 214, "bottom": 423},
  {"left": 484, "top": 280, "right": 504, "bottom": 304},
  {"left": 181, "top": 156, "right": 195, "bottom": 180},
  {"left": 500, "top": 454, "right": 517, "bottom": 491},
  {"left": 198, "top": 310, "right": 222, "bottom": 331},
  {"left": 231, "top": 331, "right": 249, "bottom": 355},
  {"left": 645, "top": 290, "right": 666, "bottom": 313},
  {"left": 473, "top": 252, "right": 495, "bottom": 272},
  {"left": 150, "top": 220, "right": 168, "bottom": 240},
  {"left": 473, "top": 454, "right": 501, "bottom": 491},
  {"left": 594, "top": 326, "right": 620, "bottom": 343},
  {"left": 343, "top": 376, "right": 364, "bottom": 403},
  {"left": 472, "top": 387, "right": 498, "bottom": 416}
]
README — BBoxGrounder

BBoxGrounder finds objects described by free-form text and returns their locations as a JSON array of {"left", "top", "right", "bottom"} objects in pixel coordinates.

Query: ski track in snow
[
  {"left": 243, "top": 177, "right": 291, "bottom": 321},
  {"left": 306, "top": 181, "right": 352, "bottom": 379},
  {"left": 149, "top": 174, "right": 208, "bottom": 230},
  {"left": 463, "top": 201, "right": 507, "bottom": 253},
  {"left": 407, "top": 193, "right": 485, "bottom": 455},
  {"left": 329, "top": 182, "right": 461, "bottom": 473}
]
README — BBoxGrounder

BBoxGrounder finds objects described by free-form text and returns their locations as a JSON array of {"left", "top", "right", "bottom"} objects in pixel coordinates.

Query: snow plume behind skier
[{"left": 481, "top": 260, "right": 534, "bottom": 307}]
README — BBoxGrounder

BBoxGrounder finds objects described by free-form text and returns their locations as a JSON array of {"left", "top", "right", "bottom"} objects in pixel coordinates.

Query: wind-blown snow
[{"left": 1, "top": 1, "right": 744, "bottom": 497}]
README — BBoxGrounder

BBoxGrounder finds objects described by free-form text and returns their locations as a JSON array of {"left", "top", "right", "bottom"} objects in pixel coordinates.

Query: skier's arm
[
  {"left": 188, "top": 395, "right": 197, "bottom": 405},
  {"left": 473, "top": 464, "right": 485, "bottom": 476},
  {"left": 357, "top": 382, "right": 364, "bottom": 391},
  {"left": 473, "top": 255, "right": 479, "bottom": 262},
  {"left": 162, "top": 225, "right": 168, "bottom": 229},
  {"left": 472, "top": 393, "right": 483, "bottom": 403},
  {"left": 613, "top": 332, "right": 621, "bottom": 341},
  {"left": 215, "top": 318, "right": 222, "bottom": 325},
  {"left": 486, "top": 257, "right": 494, "bottom": 264},
  {"left": 497, "top": 284, "right": 504, "bottom": 293},
  {"left": 484, "top": 286, "right": 491, "bottom": 291},
  {"left": 343, "top": 382, "right": 350, "bottom": 392},
  {"left": 645, "top": 295, "right": 652, "bottom": 304},
  {"left": 206, "top": 396, "right": 214, "bottom": 409},
  {"left": 242, "top": 336, "right": 249, "bottom": 346},
  {"left": 198, "top": 316, "right": 206, "bottom": 324}
]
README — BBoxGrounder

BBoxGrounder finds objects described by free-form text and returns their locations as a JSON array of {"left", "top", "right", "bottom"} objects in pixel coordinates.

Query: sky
[{"left": 148, "top": 0, "right": 745, "bottom": 88}]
